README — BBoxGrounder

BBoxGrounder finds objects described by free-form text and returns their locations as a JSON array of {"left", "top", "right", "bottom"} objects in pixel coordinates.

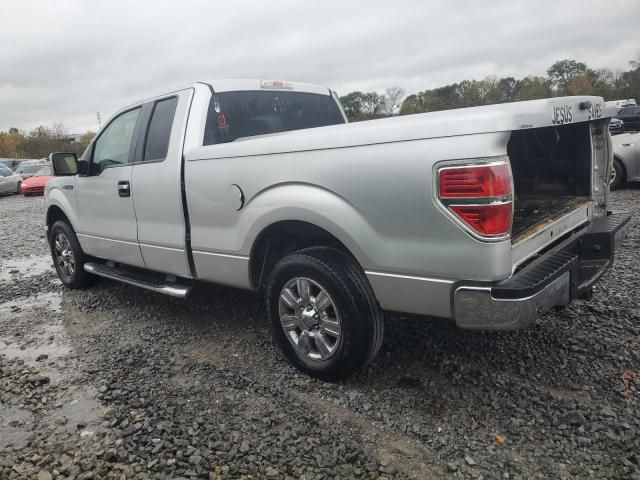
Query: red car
[{"left": 21, "top": 166, "right": 53, "bottom": 196}]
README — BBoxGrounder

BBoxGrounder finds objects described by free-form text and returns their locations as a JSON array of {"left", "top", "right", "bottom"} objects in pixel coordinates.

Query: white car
[
  {"left": 611, "top": 131, "right": 640, "bottom": 189},
  {"left": 0, "top": 166, "right": 23, "bottom": 196}
]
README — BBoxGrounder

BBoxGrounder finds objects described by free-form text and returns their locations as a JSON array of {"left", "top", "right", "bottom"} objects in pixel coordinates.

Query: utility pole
[{"left": 96, "top": 112, "right": 102, "bottom": 129}]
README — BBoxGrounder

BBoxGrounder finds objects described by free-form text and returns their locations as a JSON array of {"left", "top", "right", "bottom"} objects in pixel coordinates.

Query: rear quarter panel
[{"left": 184, "top": 130, "right": 513, "bottom": 290}]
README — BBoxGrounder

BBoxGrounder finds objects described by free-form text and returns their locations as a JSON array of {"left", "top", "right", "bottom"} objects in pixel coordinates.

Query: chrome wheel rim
[
  {"left": 278, "top": 277, "right": 342, "bottom": 361},
  {"left": 54, "top": 233, "right": 75, "bottom": 278}
]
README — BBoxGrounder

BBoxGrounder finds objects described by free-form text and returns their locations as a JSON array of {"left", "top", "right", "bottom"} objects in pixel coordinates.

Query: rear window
[{"left": 203, "top": 90, "right": 344, "bottom": 146}]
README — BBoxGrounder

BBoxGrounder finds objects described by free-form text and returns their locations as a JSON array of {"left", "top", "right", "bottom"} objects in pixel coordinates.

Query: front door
[{"left": 74, "top": 107, "right": 145, "bottom": 267}]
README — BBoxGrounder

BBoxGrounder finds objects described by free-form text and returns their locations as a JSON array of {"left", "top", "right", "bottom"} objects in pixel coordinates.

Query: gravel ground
[{"left": 0, "top": 190, "right": 639, "bottom": 480}]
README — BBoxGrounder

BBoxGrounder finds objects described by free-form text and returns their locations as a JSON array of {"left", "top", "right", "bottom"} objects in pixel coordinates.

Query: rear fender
[{"left": 241, "top": 183, "right": 375, "bottom": 268}]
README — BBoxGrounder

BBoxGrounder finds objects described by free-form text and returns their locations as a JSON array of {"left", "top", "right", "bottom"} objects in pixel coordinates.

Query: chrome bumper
[
  {"left": 453, "top": 211, "right": 631, "bottom": 330},
  {"left": 454, "top": 272, "right": 570, "bottom": 330}
]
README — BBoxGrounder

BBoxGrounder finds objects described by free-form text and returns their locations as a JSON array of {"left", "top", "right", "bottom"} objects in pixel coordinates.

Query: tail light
[{"left": 436, "top": 160, "right": 513, "bottom": 240}]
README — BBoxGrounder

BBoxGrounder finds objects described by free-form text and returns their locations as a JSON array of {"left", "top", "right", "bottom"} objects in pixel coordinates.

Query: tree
[
  {"left": 361, "top": 92, "right": 385, "bottom": 116},
  {"left": 76, "top": 131, "right": 96, "bottom": 153},
  {"left": 339, "top": 91, "right": 365, "bottom": 121},
  {"left": 569, "top": 74, "right": 594, "bottom": 95},
  {"left": 0, "top": 128, "right": 25, "bottom": 158},
  {"left": 618, "top": 56, "right": 640, "bottom": 101},
  {"left": 382, "top": 87, "right": 405, "bottom": 116},
  {"left": 547, "top": 59, "right": 589, "bottom": 95},
  {"left": 513, "top": 76, "right": 552, "bottom": 101}
]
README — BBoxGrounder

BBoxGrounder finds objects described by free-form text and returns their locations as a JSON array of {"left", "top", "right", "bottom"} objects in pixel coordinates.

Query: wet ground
[{"left": 0, "top": 192, "right": 639, "bottom": 479}]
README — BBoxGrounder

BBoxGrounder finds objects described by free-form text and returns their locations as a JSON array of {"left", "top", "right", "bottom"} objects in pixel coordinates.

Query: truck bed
[{"left": 512, "top": 195, "right": 591, "bottom": 243}]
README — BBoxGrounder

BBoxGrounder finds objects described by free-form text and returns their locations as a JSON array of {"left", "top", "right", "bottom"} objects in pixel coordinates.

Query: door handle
[{"left": 117, "top": 180, "right": 130, "bottom": 197}]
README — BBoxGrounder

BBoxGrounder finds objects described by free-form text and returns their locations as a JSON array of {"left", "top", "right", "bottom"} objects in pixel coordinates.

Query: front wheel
[
  {"left": 49, "top": 221, "right": 94, "bottom": 288},
  {"left": 265, "top": 247, "right": 384, "bottom": 381}
]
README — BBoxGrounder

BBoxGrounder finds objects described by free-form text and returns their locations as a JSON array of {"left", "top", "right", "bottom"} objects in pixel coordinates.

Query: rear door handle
[{"left": 117, "top": 180, "right": 130, "bottom": 197}]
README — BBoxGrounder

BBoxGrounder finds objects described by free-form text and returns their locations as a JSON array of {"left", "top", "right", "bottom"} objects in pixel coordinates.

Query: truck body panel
[{"left": 45, "top": 80, "right": 627, "bottom": 326}]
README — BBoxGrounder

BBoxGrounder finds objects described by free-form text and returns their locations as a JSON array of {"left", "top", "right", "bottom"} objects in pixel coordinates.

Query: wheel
[
  {"left": 23, "top": 192, "right": 31, "bottom": 197},
  {"left": 610, "top": 158, "right": 625, "bottom": 191},
  {"left": 265, "top": 246, "right": 384, "bottom": 381},
  {"left": 49, "top": 221, "right": 94, "bottom": 288},
  {"left": 15, "top": 182, "right": 21, "bottom": 194}
]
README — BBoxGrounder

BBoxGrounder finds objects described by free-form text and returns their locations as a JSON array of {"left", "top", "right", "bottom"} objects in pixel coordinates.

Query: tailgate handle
[{"left": 117, "top": 180, "right": 130, "bottom": 197}]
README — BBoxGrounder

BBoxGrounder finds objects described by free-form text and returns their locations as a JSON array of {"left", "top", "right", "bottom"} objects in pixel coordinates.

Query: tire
[
  {"left": 265, "top": 246, "right": 384, "bottom": 381},
  {"left": 610, "top": 158, "right": 625, "bottom": 191},
  {"left": 15, "top": 182, "right": 21, "bottom": 194},
  {"left": 49, "top": 220, "right": 94, "bottom": 289}
]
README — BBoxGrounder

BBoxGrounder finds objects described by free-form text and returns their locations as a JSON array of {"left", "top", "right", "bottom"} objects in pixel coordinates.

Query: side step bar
[{"left": 84, "top": 262, "right": 192, "bottom": 298}]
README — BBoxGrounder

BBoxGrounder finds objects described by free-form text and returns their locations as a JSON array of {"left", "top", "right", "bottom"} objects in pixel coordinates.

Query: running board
[{"left": 84, "top": 262, "right": 191, "bottom": 298}]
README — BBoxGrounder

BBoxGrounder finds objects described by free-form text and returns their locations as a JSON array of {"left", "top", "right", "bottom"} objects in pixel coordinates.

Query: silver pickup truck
[{"left": 45, "top": 79, "right": 630, "bottom": 380}]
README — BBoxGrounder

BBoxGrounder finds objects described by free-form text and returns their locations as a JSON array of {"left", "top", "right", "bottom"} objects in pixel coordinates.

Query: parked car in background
[
  {"left": 616, "top": 106, "right": 640, "bottom": 132},
  {"left": 0, "top": 166, "right": 23, "bottom": 196},
  {"left": 20, "top": 166, "right": 53, "bottom": 196},
  {"left": 609, "top": 118, "right": 624, "bottom": 135},
  {"left": 611, "top": 131, "right": 640, "bottom": 190},
  {"left": 14, "top": 160, "right": 48, "bottom": 179}
]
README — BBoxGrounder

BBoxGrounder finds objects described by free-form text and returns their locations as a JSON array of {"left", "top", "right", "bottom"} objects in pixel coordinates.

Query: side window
[
  {"left": 144, "top": 97, "right": 178, "bottom": 161},
  {"left": 0, "top": 168, "right": 11, "bottom": 177},
  {"left": 93, "top": 108, "right": 140, "bottom": 172}
]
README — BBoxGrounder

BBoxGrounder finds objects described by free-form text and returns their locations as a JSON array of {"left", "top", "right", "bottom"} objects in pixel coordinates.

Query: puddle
[
  {"left": 0, "top": 255, "right": 53, "bottom": 282},
  {"left": 0, "top": 337, "right": 71, "bottom": 366},
  {"left": 0, "top": 291, "right": 62, "bottom": 314},
  {"left": 48, "top": 387, "right": 102, "bottom": 435},
  {"left": 0, "top": 292, "right": 69, "bottom": 381},
  {"left": 0, "top": 406, "right": 35, "bottom": 450}
]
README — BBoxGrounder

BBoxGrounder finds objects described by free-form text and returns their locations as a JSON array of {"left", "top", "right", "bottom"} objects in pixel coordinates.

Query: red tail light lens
[
  {"left": 439, "top": 164, "right": 511, "bottom": 198},
  {"left": 437, "top": 161, "right": 513, "bottom": 239},
  {"left": 449, "top": 203, "right": 513, "bottom": 236}
]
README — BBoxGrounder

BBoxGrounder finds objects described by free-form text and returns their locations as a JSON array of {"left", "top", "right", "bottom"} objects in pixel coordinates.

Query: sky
[{"left": 0, "top": 0, "right": 638, "bottom": 133}]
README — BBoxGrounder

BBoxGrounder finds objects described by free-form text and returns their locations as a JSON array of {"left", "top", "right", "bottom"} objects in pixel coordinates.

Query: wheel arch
[
  {"left": 45, "top": 199, "right": 77, "bottom": 241},
  {"left": 249, "top": 219, "right": 365, "bottom": 290}
]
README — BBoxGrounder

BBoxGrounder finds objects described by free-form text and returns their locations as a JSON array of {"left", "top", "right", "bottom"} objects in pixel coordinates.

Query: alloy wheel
[
  {"left": 278, "top": 277, "right": 342, "bottom": 361},
  {"left": 54, "top": 233, "right": 75, "bottom": 279}
]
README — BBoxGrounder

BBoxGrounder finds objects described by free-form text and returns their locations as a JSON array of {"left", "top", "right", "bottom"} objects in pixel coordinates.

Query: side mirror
[{"left": 49, "top": 152, "right": 78, "bottom": 176}]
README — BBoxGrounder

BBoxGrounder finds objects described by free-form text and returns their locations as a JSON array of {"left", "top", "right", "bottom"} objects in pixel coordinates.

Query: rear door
[
  {"left": 130, "top": 90, "right": 193, "bottom": 277},
  {"left": 74, "top": 107, "right": 146, "bottom": 267}
]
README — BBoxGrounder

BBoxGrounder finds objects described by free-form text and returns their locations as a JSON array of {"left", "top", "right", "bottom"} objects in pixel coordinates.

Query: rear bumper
[{"left": 454, "top": 211, "right": 631, "bottom": 330}]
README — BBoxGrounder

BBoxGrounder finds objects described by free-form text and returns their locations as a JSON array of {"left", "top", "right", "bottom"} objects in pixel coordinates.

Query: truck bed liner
[{"left": 512, "top": 196, "right": 591, "bottom": 243}]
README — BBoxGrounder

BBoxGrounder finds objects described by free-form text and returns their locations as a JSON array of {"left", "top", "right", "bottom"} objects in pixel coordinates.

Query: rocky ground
[{"left": 0, "top": 189, "right": 639, "bottom": 480}]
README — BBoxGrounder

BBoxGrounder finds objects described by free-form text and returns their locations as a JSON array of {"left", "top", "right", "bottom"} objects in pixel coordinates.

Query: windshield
[
  {"left": 35, "top": 167, "right": 52, "bottom": 177},
  {"left": 16, "top": 164, "right": 42, "bottom": 174},
  {"left": 203, "top": 90, "right": 345, "bottom": 145}
]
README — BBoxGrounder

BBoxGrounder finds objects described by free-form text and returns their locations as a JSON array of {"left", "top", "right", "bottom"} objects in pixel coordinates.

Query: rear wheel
[
  {"left": 49, "top": 221, "right": 94, "bottom": 288},
  {"left": 265, "top": 247, "right": 383, "bottom": 381},
  {"left": 610, "top": 158, "right": 625, "bottom": 191}
]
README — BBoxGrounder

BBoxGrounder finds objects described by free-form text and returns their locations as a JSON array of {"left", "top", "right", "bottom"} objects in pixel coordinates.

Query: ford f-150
[{"left": 45, "top": 79, "right": 630, "bottom": 380}]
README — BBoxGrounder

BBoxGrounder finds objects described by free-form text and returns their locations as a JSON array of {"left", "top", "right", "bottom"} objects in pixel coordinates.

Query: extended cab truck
[{"left": 45, "top": 80, "right": 631, "bottom": 380}]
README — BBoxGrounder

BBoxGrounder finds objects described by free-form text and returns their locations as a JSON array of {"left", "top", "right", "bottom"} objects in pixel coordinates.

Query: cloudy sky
[{"left": 1, "top": 0, "right": 638, "bottom": 133}]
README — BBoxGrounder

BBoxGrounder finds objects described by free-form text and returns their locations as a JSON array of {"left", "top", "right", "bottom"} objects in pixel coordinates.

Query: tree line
[
  {"left": 340, "top": 57, "right": 640, "bottom": 121},
  {"left": 0, "top": 124, "right": 95, "bottom": 160}
]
